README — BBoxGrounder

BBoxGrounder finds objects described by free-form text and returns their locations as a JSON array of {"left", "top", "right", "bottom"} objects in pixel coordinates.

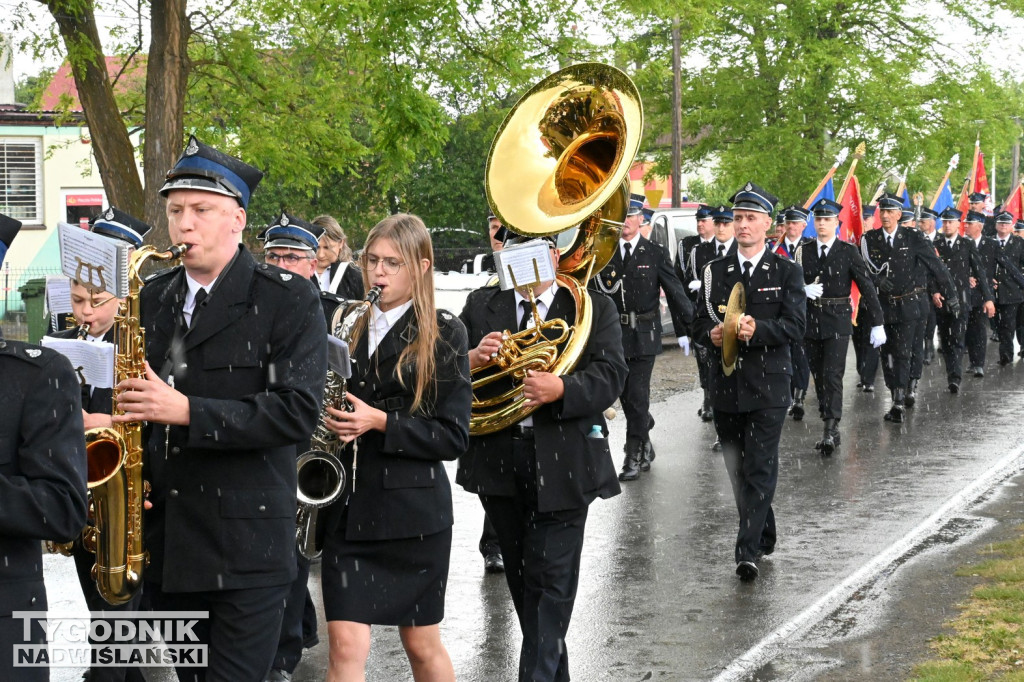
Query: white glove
[
  {"left": 870, "top": 325, "right": 887, "bottom": 348},
  {"left": 804, "top": 282, "right": 824, "bottom": 300},
  {"left": 688, "top": 280, "right": 701, "bottom": 293},
  {"left": 678, "top": 336, "right": 690, "bottom": 355}
]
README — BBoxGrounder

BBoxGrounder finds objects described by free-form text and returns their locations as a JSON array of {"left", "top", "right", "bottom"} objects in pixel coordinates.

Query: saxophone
[
  {"left": 295, "top": 286, "right": 381, "bottom": 560},
  {"left": 80, "top": 243, "right": 188, "bottom": 605}
]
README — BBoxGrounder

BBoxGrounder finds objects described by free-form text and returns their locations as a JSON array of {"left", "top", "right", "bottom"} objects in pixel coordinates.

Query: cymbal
[{"left": 722, "top": 282, "right": 745, "bottom": 377}]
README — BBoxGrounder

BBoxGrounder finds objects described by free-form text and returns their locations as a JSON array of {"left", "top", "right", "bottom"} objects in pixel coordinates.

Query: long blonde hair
[
  {"left": 312, "top": 214, "right": 353, "bottom": 262},
  {"left": 360, "top": 214, "right": 438, "bottom": 413}
]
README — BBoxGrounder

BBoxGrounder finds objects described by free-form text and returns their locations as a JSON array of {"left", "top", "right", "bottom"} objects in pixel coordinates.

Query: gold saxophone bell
[
  {"left": 471, "top": 63, "right": 643, "bottom": 435},
  {"left": 721, "top": 282, "right": 746, "bottom": 376}
]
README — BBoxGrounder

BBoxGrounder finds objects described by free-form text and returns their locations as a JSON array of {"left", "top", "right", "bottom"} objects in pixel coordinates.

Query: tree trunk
[
  {"left": 44, "top": 0, "right": 145, "bottom": 218},
  {"left": 143, "top": 0, "right": 190, "bottom": 246}
]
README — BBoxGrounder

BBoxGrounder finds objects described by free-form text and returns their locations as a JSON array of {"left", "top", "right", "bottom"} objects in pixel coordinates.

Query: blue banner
[
  {"left": 804, "top": 178, "right": 836, "bottom": 238},
  {"left": 932, "top": 179, "right": 955, "bottom": 212}
]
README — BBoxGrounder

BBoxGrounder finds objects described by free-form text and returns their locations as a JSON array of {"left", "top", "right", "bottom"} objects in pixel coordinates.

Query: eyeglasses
[
  {"left": 73, "top": 295, "right": 118, "bottom": 309},
  {"left": 265, "top": 252, "right": 313, "bottom": 265},
  {"left": 361, "top": 254, "right": 405, "bottom": 275}
]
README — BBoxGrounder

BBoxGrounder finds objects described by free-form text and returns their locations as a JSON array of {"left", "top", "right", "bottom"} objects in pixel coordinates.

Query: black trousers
[
  {"left": 147, "top": 581, "right": 290, "bottom": 682},
  {"left": 924, "top": 305, "right": 937, "bottom": 355},
  {"left": 272, "top": 554, "right": 318, "bottom": 674},
  {"left": 0, "top": 583, "right": 47, "bottom": 682},
  {"left": 714, "top": 407, "right": 786, "bottom": 564},
  {"left": 965, "top": 305, "right": 990, "bottom": 367},
  {"left": 996, "top": 303, "right": 1020, "bottom": 362},
  {"left": 1017, "top": 304, "right": 1024, "bottom": 351},
  {"left": 790, "top": 340, "right": 810, "bottom": 392},
  {"left": 852, "top": 319, "right": 879, "bottom": 383},
  {"left": 880, "top": 318, "right": 917, "bottom": 391},
  {"left": 908, "top": 298, "right": 930, "bottom": 382},
  {"left": 479, "top": 509, "right": 500, "bottom": 555},
  {"left": 481, "top": 437, "right": 589, "bottom": 682},
  {"left": 620, "top": 354, "right": 656, "bottom": 442},
  {"left": 694, "top": 339, "right": 712, "bottom": 389},
  {"left": 804, "top": 335, "right": 850, "bottom": 420},
  {"left": 936, "top": 310, "right": 967, "bottom": 383},
  {"left": 72, "top": 542, "right": 146, "bottom": 682}
]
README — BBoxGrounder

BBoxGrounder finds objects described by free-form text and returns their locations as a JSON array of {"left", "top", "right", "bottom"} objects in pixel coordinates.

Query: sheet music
[
  {"left": 326, "top": 335, "right": 351, "bottom": 378},
  {"left": 45, "top": 275, "right": 72, "bottom": 316},
  {"left": 57, "top": 222, "right": 129, "bottom": 297},
  {"left": 493, "top": 240, "right": 556, "bottom": 291},
  {"left": 40, "top": 337, "right": 116, "bottom": 389}
]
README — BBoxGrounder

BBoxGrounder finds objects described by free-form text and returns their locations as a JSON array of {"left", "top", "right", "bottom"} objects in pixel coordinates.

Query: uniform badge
[
  {"left": 104, "top": 207, "right": 115, "bottom": 220},
  {"left": 280, "top": 273, "right": 292, "bottom": 281},
  {"left": 185, "top": 138, "right": 199, "bottom": 155},
  {"left": 744, "top": 182, "right": 753, "bottom": 191},
  {"left": 25, "top": 348, "right": 41, "bottom": 358},
  {"left": 280, "top": 214, "right": 290, "bottom": 227},
  {"left": 718, "top": 305, "right": 727, "bottom": 313},
  {"left": 441, "top": 311, "right": 453, "bottom": 321},
  {"left": 610, "top": 270, "right": 616, "bottom": 277}
]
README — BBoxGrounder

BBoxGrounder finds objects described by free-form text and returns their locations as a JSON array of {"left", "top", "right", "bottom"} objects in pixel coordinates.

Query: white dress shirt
[
  {"left": 619, "top": 234, "right": 641, "bottom": 261},
  {"left": 513, "top": 282, "right": 559, "bottom": 427},
  {"left": 367, "top": 300, "right": 414, "bottom": 357},
  {"left": 183, "top": 272, "right": 218, "bottom": 327}
]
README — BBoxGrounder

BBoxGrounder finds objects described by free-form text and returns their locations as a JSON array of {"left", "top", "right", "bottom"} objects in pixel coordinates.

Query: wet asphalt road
[{"left": 43, "top": 343, "right": 1024, "bottom": 681}]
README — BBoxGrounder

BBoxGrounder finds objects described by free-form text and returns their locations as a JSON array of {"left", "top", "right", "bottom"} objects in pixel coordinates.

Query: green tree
[{"left": 14, "top": 67, "right": 54, "bottom": 107}]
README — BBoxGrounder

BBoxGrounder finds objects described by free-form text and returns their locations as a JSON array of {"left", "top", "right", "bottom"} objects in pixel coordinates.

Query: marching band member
[
  {"left": 692, "top": 182, "right": 805, "bottom": 581},
  {"left": 773, "top": 206, "right": 812, "bottom": 420},
  {"left": 795, "top": 199, "right": 884, "bottom": 455},
  {"left": 319, "top": 213, "right": 471, "bottom": 682},
  {"left": 45, "top": 207, "right": 152, "bottom": 682},
  {"left": 0, "top": 214, "right": 88, "bottom": 682},
  {"left": 459, "top": 234, "right": 626, "bottom": 680},
  {"left": 314, "top": 214, "right": 364, "bottom": 300},
  {"left": 114, "top": 136, "right": 328, "bottom": 681}
]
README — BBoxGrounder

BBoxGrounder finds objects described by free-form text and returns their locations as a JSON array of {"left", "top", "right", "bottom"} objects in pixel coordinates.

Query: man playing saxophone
[{"left": 113, "top": 137, "right": 327, "bottom": 681}]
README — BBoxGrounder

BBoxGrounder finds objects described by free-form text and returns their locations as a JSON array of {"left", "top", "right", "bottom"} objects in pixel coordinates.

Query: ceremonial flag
[
  {"left": 932, "top": 178, "right": 955, "bottom": 212},
  {"left": 956, "top": 139, "right": 990, "bottom": 215},
  {"left": 837, "top": 176, "right": 863, "bottom": 323},
  {"left": 803, "top": 178, "right": 835, "bottom": 239},
  {"left": 1004, "top": 182, "right": 1023, "bottom": 222},
  {"left": 900, "top": 188, "right": 912, "bottom": 208}
]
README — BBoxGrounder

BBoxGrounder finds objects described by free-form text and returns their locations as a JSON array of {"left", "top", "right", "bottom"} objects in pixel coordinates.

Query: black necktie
[
  {"left": 622, "top": 242, "right": 633, "bottom": 269},
  {"left": 518, "top": 300, "right": 532, "bottom": 331},
  {"left": 820, "top": 244, "right": 827, "bottom": 260},
  {"left": 190, "top": 288, "right": 208, "bottom": 329},
  {"left": 887, "top": 235, "right": 893, "bottom": 248},
  {"left": 717, "top": 244, "right": 725, "bottom": 258},
  {"left": 742, "top": 261, "right": 753, "bottom": 287},
  {"left": 1001, "top": 239, "right": 1006, "bottom": 248}
]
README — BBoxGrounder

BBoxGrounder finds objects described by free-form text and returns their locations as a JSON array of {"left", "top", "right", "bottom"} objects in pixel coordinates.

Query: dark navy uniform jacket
[
  {"left": 860, "top": 227, "right": 956, "bottom": 323},
  {"left": 980, "top": 234, "right": 1024, "bottom": 305},
  {"left": 592, "top": 236, "right": 693, "bottom": 357},
  {"left": 691, "top": 250, "right": 806, "bottom": 413},
  {"left": 323, "top": 308, "right": 471, "bottom": 542},
  {"left": 457, "top": 286, "right": 627, "bottom": 513},
  {"left": 140, "top": 246, "right": 327, "bottom": 593},
  {"left": 933, "top": 236, "right": 994, "bottom": 309},
  {"left": 796, "top": 239, "right": 883, "bottom": 337},
  {"left": 0, "top": 337, "right": 88, "bottom": 615}
]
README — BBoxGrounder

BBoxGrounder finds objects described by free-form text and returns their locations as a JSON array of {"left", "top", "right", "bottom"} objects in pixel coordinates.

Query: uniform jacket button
[
  {"left": 359, "top": 381, "right": 366, "bottom": 387},
  {"left": 171, "top": 446, "right": 180, "bottom": 454},
  {"left": 258, "top": 504, "right": 266, "bottom": 512},
  {"left": 169, "top": 489, "right": 179, "bottom": 497},
  {"left": 30, "top": 596, "right": 36, "bottom": 604}
]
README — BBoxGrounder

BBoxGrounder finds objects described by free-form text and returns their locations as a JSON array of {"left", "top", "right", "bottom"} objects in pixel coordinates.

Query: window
[{"left": 0, "top": 139, "right": 42, "bottom": 223}]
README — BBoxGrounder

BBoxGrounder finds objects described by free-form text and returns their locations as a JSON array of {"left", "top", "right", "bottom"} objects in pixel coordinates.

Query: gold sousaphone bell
[
  {"left": 470, "top": 63, "right": 643, "bottom": 435},
  {"left": 721, "top": 282, "right": 746, "bottom": 376}
]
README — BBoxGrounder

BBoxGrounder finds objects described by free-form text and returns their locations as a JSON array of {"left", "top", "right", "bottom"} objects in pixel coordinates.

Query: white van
[{"left": 646, "top": 205, "right": 699, "bottom": 338}]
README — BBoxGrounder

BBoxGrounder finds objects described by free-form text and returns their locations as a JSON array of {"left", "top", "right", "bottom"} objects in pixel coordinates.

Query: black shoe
[
  {"left": 948, "top": 382, "right": 959, "bottom": 394},
  {"left": 972, "top": 366, "right": 985, "bottom": 378},
  {"left": 483, "top": 551, "right": 505, "bottom": 574},
  {"left": 1019, "top": 350, "right": 1024, "bottom": 358},
  {"left": 711, "top": 438, "right": 723, "bottom": 452},
  {"left": 639, "top": 439, "right": 655, "bottom": 472},
  {"left": 863, "top": 384, "right": 874, "bottom": 393},
  {"left": 884, "top": 404, "right": 905, "bottom": 423},
  {"left": 923, "top": 357, "right": 931, "bottom": 366},
  {"left": 736, "top": 561, "right": 759, "bottom": 581},
  {"left": 266, "top": 670, "right": 293, "bottom": 682},
  {"left": 999, "top": 357, "right": 1012, "bottom": 366},
  {"left": 855, "top": 380, "right": 864, "bottom": 388},
  {"left": 816, "top": 419, "right": 837, "bottom": 456},
  {"left": 991, "top": 332, "right": 1000, "bottom": 342},
  {"left": 789, "top": 389, "right": 806, "bottom": 420},
  {"left": 905, "top": 379, "right": 918, "bottom": 408},
  {"left": 618, "top": 439, "right": 642, "bottom": 481}
]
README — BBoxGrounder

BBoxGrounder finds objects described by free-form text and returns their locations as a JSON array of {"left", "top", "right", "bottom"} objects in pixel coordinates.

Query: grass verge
[{"left": 910, "top": 528, "right": 1024, "bottom": 681}]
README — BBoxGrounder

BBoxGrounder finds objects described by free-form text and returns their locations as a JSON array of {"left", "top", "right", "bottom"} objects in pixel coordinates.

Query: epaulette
[
  {"left": 437, "top": 308, "right": 459, "bottom": 327},
  {"left": 254, "top": 262, "right": 306, "bottom": 288},
  {"left": 320, "top": 290, "right": 345, "bottom": 305},
  {"left": 0, "top": 339, "right": 55, "bottom": 367},
  {"left": 144, "top": 264, "right": 181, "bottom": 282}
]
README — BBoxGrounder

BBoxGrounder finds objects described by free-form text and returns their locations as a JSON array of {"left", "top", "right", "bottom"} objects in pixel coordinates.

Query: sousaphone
[{"left": 471, "top": 63, "right": 643, "bottom": 435}]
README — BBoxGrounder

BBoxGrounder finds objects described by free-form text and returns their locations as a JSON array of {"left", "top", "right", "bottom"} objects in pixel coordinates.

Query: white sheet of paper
[
  {"left": 326, "top": 335, "right": 351, "bottom": 378},
  {"left": 40, "top": 337, "right": 116, "bottom": 389},
  {"left": 493, "top": 240, "right": 556, "bottom": 291},
  {"left": 58, "top": 222, "right": 128, "bottom": 297},
  {"left": 45, "top": 275, "right": 72, "bottom": 316}
]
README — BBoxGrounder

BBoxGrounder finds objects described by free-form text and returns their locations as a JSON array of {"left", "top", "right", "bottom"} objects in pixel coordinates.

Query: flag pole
[
  {"left": 803, "top": 147, "right": 849, "bottom": 209},
  {"left": 836, "top": 142, "right": 866, "bottom": 201},
  {"left": 929, "top": 153, "right": 959, "bottom": 209}
]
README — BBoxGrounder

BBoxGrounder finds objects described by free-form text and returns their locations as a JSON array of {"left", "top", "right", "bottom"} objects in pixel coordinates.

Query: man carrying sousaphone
[
  {"left": 691, "top": 182, "right": 806, "bottom": 582},
  {"left": 458, "top": 235, "right": 627, "bottom": 680}
]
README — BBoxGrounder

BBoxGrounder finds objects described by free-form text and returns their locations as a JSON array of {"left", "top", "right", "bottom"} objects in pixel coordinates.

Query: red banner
[{"left": 837, "top": 176, "right": 863, "bottom": 323}]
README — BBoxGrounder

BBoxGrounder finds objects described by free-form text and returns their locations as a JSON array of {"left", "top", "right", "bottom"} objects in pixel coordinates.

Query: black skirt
[{"left": 321, "top": 506, "right": 451, "bottom": 626}]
